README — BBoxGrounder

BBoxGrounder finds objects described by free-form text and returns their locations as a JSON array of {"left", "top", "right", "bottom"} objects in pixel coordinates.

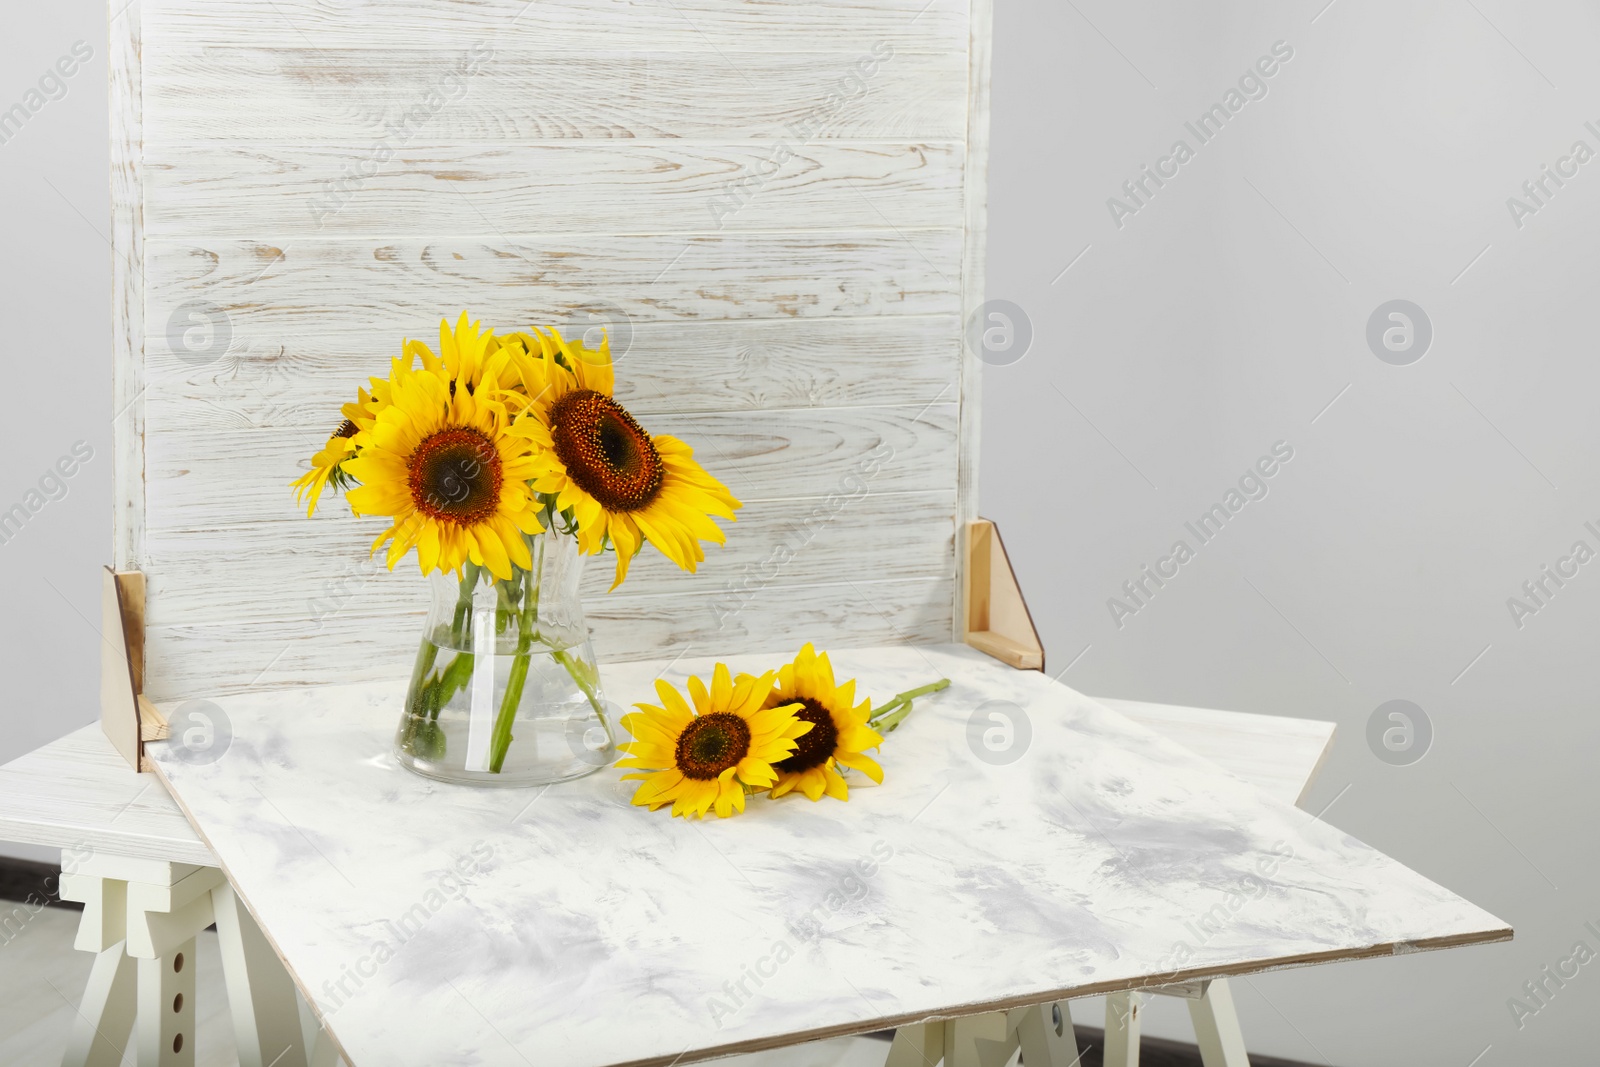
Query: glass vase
[{"left": 393, "top": 530, "right": 614, "bottom": 787}]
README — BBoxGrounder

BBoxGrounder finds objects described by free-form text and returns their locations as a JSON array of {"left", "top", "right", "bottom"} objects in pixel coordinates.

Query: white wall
[
  {"left": 1, "top": 0, "right": 1593, "bottom": 1062},
  {"left": 0, "top": 5, "right": 112, "bottom": 864},
  {"left": 982, "top": 0, "right": 1598, "bottom": 1063}
]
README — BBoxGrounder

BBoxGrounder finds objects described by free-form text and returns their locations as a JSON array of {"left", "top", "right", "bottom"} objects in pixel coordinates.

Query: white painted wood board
[
  {"left": 145, "top": 645, "right": 1509, "bottom": 1067},
  {"left": 0, "top": 725, "right": 217, "bottom": 867},
  {"left": 113, "top": 0, "right": 990, "bottom": 701}
]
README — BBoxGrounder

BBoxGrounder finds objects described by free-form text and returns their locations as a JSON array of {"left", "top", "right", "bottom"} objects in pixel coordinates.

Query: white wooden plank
[
  {"left": 143, "top": 316, "right": 961, "bottom": 429},
  {"left": 112, "top": 1, "right": 146, "bottom": 571},
  {"left": 0, "top": 725, "right": 217, "bottom": 867},
  {"left": 123, "top": 0, "right": 982, "bottom": 697},
  {"left": 145, "top": 141, "right": 963, "bottom": 237},
  {"left": 144, "top": 234, "right": 963, "bottom": 331},
  {"left": 145, "top": 404, "right": 959, "bottom": 530},
  {"left": 143, "top": 577, "right": 956, "bottom": 701},
  {"left": 143, "top": 0, "right": 969, "bottom": 53},
  {"left": 144, "top": 49, "right": 969, "bottom": 143},
  {"left": 953, "top": 0, "right": 994, "bottom": 641},
  {"left": 143, "top": 491, "right": 956, "bottom": 628}
]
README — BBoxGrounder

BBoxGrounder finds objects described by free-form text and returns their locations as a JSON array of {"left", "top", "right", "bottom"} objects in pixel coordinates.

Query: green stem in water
[
  {"left": 449, "top": 563, "right": 480, "bottom": 645},
  {"left": 553, "top": 648, "right": 611, "bottom": 744},
  {"left": 488, "top": 539, "right": 543, "bottom": 774},
  {"left": 427, "top": 563, "right": 485, "bottom": 719},
  {"left": 405, "top": 640, "right": 440, "bottom": 719},
  {"left": 867, "top": 678, "right": 951, "bottom": 734},
  {"left": 488, "top": 634, "right": 534, "bottom": 774}
]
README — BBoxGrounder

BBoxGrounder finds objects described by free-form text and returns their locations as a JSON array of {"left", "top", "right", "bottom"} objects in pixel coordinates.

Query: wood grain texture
[
  {"left": 953, "top": 0, "right": 994, "bottom": 640},
  {"left": 144, "top": 233, "right": 963, "bottom": 328},
  {"left": 146, "top": 404, "right": 958, "bottom": 530},
  {"left": 145, "top": 141, "right": 964, "bottom": 237},
  {"left": 112, "top": 1, "right": 146, "bottom": 570},
  {"left": 142, "top": 578, "right": 956, "bottom": 701},
  {"left": 0, "top": 725, "right": 217, "bottom": 866},
  {"left": 142, "top": 0, "right": 969, "bottom": 53},
  {"left": 143, "top": 491, "right": 958, "bottom": 628},
  {"left": 145, "top": 48, "right": 968, "bottom": 143},
  {"left": 124, "top": 0, "right": 986, "bottom": 695},
  {"left": 145, "top": 316, "right": 961, "bottom": 428}
]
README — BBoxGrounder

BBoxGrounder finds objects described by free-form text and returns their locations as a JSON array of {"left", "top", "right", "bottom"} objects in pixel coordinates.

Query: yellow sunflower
[
  {"left": 290, "top": 419, "right": 361, "bottom": 516},
  {"left": 618, "top": 665, "right": 812, "bottom": 819},
  {"left": 504, "top": 326, "right": 740, "bottom": 590},
  {"left": 342, "top": 360, "right": 544, "bottom": 579},
  {"left": 763, "top": 644, "right": 885, "bottom": 803},
  {"left": 404, "top": 311, "right": 530, "bottom": 396},
  {"left": 290, "top": 367, "right": 398, "bottom": 516}
]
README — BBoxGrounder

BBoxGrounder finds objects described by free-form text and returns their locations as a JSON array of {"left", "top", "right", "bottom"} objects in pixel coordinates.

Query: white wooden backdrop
[{"left": 112, "top": 0, "right": 993, "bottom": 702}]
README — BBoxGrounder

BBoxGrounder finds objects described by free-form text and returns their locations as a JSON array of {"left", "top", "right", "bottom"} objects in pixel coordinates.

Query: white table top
[
  {"left": 0, "top": 723, "right": 218, "bottom": 867},
  {"left": 1089, "top": 697, "right": 1335, "bottom": 808},
  {"left": 145, "top": 644, "right": 1506, "bottom": 1067},
  {"left": 0, "top": 691, "right": 1329, "bottom": 868}
]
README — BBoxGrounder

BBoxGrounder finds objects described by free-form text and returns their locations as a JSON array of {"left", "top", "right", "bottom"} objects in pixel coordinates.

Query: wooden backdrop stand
[
  {"left": 100, "top": 567, "right": 168, "bottom": 773},
  {"left": 962, "top": 520, "right": 1044, "bottom": 672}
]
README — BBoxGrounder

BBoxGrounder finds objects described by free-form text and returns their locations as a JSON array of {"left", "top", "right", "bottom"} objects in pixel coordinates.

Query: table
[
  {"left": 2, "top": 695, "right": 1334, "bottom": 1067},
  {"left": 132, "top": 643, "right": 1507, "bottom": 1067},
  {"left": 0, "top": 725, "right": 321, "bottom": 1067},
  {"left": 1, "top": 677, "right": 1336, "bottom": 1067}
]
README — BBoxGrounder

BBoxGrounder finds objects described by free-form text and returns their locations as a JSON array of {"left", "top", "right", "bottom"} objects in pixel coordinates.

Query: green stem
[
  {"left": 450, "top": 563, "right": 480, "bottom": 642},
  {"left": 867, "top": 678, "right": 951, "bottom": 734},
  {"left": 553, "top": 648, "right": 610, "bottom": 743},
  {"left": 424, "top": 563, "right": 485, "bottom": 722},
  {"left": 405, "top": 640, "right": 440, "bottom": 718},
  {"left": 487, "top": 538, "right": 543, "bottom": 774},
  {"left": 488, "top": 633, "right": 534, "bottom": 773}
]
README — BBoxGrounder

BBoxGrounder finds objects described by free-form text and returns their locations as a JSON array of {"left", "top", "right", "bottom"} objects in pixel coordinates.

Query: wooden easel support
[
  {"left": 100, "top": 567, "right": 168, "bottom": 773},
  {"left": 962, "top": 520, "right": 1044, "bottom": 672}
]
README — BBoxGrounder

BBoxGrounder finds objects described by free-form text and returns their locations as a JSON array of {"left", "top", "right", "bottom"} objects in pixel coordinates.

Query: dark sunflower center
[
  {"left": 548, "top": 389, "right": 664, "bottom": 512},
  {"left": 407, "top": 426, "right": 503, "bottom": 526},
  {"left": 675, "top": 712, "right": 752, "bottom": 780},
  {"left": 774, "top": 697, "right": 838, "bottom": 773},
  {"left": 334, "top": 419, "right": 358, "bottom": 439}
]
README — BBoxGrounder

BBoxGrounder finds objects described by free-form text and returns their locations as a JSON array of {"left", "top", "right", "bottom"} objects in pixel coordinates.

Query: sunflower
[
  {"left": 404, "top": 311, "right": 530, "bottom": 397},
  {"left": 504, "top": 326, "right": 740, "bottom": 590},
  {"left": 618, "top": 664, "right": 812, "bottom": 819},
  {"left": 341, "top": 360, "right": 545, "bottom": 579},
  {"left": 291, "top": 361, "right": 400, "bottom": 516},
  {"left": 763, "top": 644, "right": 885, "bottom": 803},
  {"left": 290, "top": 418, "right": 361, "bottom": 516}
]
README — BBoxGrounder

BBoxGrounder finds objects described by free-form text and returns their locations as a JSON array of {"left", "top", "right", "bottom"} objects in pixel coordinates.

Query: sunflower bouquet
[
  {"left": 293, "top": 313, "right": 740, "bottom": 785},
  {"left": 618, "top": 644, "right": 949, "bottom": 819}
]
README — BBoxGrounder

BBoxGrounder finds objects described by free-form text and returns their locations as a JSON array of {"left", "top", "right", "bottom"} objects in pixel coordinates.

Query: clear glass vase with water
[{"left": 394, "top": 529, "right": 614, "bottom": 786}]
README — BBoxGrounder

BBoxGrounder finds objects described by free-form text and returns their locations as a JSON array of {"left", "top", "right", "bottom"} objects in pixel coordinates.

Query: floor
[{"left": 0, "top": 906, "right": 240, "bottom": 1067}]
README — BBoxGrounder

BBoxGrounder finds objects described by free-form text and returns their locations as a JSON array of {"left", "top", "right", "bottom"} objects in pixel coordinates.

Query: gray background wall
[
  {"left": 982, "top": 0, "right": 1596, "bottom": 1063},
  {"left": 0, "top": 0, "right": 1592, "bottom": 1063},
  {"left": 0, "top": 4, "right": 114, "bottom": 864}
]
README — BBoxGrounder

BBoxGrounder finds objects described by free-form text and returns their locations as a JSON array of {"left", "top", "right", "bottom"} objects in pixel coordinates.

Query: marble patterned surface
[{"left": 148, "top": 645, "right": 1508, "bottom": 1067}]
